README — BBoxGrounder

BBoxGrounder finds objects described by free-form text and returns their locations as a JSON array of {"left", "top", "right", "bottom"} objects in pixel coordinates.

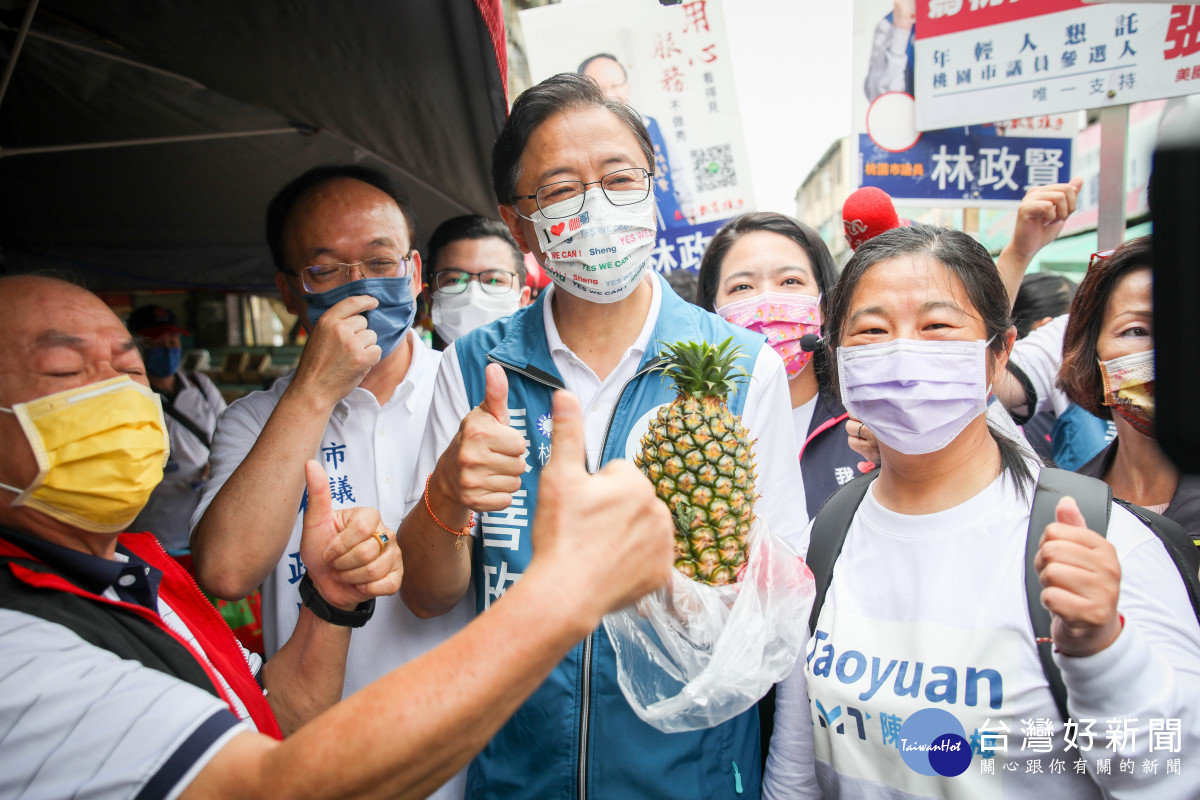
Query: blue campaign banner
[
  {"left": 858, "top": 129, "right": 1073, "bottom": 203},
  {"left": 646, "top": 217, "right": 729, "bottom": 276}
]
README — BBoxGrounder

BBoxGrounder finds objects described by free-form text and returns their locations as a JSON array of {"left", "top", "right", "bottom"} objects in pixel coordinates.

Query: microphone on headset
[{"left": 800, "top": 333, "right": 823, "bottom": 353}]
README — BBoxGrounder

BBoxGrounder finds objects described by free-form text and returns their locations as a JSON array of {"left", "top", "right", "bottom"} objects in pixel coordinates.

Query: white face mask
[
  {"left": 432, "top": 281, "right": 522, "bottom": 344},
  {"left": 525, "top": 187, "right": 657, "bottom": 304},
  {"left": 837, "top": 337, "right": 993, "bottom": 455}
]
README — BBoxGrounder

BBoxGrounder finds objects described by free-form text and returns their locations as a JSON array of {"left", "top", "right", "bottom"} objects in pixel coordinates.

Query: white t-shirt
[
  {"left": 764, "top": 465, "right": 1200, "bottom": 799},
  {"left": 792, "top": 395, "right": 818, "bottom": 456},
  {"left": 1010, "top": 314, "right": 1071, "bottom": 418},
  {"left": 407, "top": 272, "right": 810, "bottom": 557}
]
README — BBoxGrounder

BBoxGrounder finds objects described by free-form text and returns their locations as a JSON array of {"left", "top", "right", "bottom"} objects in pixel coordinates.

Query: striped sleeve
[{"left": 0, "top": 609, "right": 247, "bottom": 800}]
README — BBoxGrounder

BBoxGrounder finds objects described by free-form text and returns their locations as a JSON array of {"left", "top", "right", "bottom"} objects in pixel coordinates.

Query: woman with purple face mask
[
  {"left": 1058, "top": 235, "right": 1199, "bottom": 541},
  {"left": 763, "top": 224, "right": 1200, "bottom": 800},
  {"left": 698, "top": 213, "right": 865, "bottom": 519}
]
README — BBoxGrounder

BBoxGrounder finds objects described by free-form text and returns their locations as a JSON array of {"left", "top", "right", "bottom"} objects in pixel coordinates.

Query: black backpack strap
[
  {"left": 163, "top": 405, "right": 211, "bottom": 450},
  {"left": 807, "top": 470, "right": 879, "bottom": 634},
  {"left": 1027, "top": 468, "right": 1112, "bottom": 722},
  {"left": 155, "top": 372, "right": 214, "bottom": 450},
  {"left": 1116, "top": 500, "right": 1200, "bottom": 622}
]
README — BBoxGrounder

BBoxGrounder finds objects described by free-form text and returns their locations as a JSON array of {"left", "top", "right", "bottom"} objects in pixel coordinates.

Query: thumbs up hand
[
  {"left": 433, "top": 362, "right": 529, "bottom": 514},
  {"left": 526, "top": 390, "right": 673, "bottom": 624},
  {"left": 1034, "top": 496, "right": 1124, "bottom": 657},
  {"left": 300, "top": 459, "right": 403, "bottom": 612}
]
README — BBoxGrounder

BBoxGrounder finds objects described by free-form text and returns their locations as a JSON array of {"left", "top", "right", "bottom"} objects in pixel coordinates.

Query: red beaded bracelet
[
  {"left": 424, "top": 474, "right": 474, "bottom": 550},
  {"left": 1036, "top": 614, "right": 1125, "bottom": 653}
]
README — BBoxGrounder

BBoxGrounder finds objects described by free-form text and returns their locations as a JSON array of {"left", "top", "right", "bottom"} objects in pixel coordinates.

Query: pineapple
[{"left": 634, "top": 338, "right": 757, "bottom": 586}]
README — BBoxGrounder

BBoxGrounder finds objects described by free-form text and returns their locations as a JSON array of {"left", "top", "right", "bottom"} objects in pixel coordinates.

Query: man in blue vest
[{"left": 399, "top": 72, "right": 807, "bottom": 798}]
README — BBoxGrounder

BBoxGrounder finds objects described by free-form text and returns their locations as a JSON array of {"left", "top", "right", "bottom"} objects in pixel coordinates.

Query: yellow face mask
[{"left": 0, "top": 376, "right": 170, "bottom": 533}]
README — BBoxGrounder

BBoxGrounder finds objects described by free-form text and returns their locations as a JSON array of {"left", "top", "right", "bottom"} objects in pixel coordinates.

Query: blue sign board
[{"left": 859, "top": 128, "right": 1073, "bottom": 203}]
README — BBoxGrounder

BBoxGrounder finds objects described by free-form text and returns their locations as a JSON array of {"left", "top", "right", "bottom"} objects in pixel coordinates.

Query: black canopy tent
[{"left": 0, "top": 0, "right": 509, "bottom": 292}]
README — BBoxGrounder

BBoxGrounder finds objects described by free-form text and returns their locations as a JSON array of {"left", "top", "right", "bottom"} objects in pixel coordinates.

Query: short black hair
[
  {"left": 491, "top": 73, "right": 653, "bottom": 206},
  {"left": 426, "top": 215, "right": 526, "bottom": 285},
  {"left": 1012, "top": 272, "right": 1077, "bottom": 338},
  {"left": 696, "top": 212, "right": 837, "bottom": 312},
  {"left": 825, "top": 224, "right": 1036, "bottom": 496},
  {"left": 577, "top": 53, "right": 625, "bottom": 78},
  {"left": 265, "top": 164, "right": 419, "bottom": 272}
]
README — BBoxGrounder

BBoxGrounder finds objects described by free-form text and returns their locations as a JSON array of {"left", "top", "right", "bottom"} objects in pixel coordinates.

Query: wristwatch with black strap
[{"left": 298, "top": 572, "right": 375, "bottom": 628}]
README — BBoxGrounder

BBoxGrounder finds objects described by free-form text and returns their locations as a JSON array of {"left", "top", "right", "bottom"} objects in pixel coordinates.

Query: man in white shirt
[{"left": 190, "top": 164, "right": 475, "bottom": 799}]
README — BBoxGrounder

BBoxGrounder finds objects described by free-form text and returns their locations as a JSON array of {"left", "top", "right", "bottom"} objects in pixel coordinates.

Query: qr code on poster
[{"left": 691, "top": 144, "right": 737, "bottom": 192}]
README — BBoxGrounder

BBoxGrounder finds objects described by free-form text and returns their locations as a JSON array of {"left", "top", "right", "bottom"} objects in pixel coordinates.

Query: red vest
[{"left": 0, "top": 531, "right": 282, "bottom": 740}]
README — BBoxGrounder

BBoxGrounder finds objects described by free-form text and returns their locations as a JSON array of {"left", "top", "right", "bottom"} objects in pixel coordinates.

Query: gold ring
[{"left": 373, "top": 529, "right": 390, "bottom": 557}]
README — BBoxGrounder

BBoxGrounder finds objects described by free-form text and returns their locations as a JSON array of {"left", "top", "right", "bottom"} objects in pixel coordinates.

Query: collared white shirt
[
  {"left": 540, "top": 274, "right": 663, "bottom": 472},
  {"left": 195, "top": 330, "right": 475, "bottom": 686}
]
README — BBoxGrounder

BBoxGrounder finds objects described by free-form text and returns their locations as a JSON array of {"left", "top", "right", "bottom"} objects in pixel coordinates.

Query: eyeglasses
[
  {"left": 512, "top": 167, "right": 652, "bottom": 219},
  {"left": 291, "top": 252, "right": 414, "bottom": 293},
  {"left": 1088, "top": 249, "right": 1115, "bottom": 271},
  {"left": 432, "top": 269, "right": 519, "bottom": 295}
]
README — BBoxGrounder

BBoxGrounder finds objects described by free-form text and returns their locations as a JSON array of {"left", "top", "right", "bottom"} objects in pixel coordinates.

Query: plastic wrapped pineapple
[
  {"left": 634, "top": 337, "right": 756, "bottom": 586},
  {"left": 605, "top": 335, "right": 814, "bottom": 734}
]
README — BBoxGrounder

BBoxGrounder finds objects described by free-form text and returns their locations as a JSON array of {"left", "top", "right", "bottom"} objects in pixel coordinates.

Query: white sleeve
[
  {"left": 403, "top": 343, "right": 472, "bottom": 511},
  {"left": 1055, "top": 504, "right": 1200, "bottom": 798},
  {"left": 1010, "top": 314, "right": 1071, "bottom": 417},
  {"left": 0, "top": 609, "right": 248, "bottom": 800},
  {"left": 743, "top": 345, "right": 809, "bottom": 555},
  {"left": 863, "top": 16, "right": 910, "bottom": 102},
  {"left": 763, "top": 645, "right": 822, "bottom": 800},
  {"left": 190, "top": 391, "right": 273, "bottom": 531}
]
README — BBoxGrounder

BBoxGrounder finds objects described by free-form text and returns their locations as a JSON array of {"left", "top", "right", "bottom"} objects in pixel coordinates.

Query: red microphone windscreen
[{"left": 842, "top": 187, "right": 900, "bottom": 251}]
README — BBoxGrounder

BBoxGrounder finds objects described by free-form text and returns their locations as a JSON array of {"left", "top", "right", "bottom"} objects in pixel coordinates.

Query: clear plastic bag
[{"left": 602, "top": 517, "right": 815, "bottom": 733}]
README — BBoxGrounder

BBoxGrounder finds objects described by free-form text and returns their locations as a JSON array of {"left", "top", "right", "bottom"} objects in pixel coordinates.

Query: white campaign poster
[
  {"left": 852, "top": 0, "right": 1076, "bottom": 207},
  {"left": 519, "top": 0, "right": 755, "bottom": 229},
  {"left": 914, "top": 1, "right": 1200, "bottom": 131}
]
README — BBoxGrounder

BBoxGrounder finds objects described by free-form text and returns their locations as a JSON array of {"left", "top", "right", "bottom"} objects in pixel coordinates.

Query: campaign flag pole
[{"left": 1097, "top": 103, "right": 1129, "bottom": 252}]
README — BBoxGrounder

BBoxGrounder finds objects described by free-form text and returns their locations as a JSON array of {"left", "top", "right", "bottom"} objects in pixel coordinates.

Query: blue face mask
[
  {"left": 144, "top": 346, "right": 182, "bottom": 379},
  {"left": 304, "top": 276, "right": 416, "bottom": 359}
]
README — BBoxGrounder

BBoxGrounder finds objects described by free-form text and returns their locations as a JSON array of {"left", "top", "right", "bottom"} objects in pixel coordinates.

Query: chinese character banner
[
  {"left": 519, "top": 0, "right": 754, "bottom": 229},
  {"left": 646, "top": 217, "right": 727, "bottom": 278},
  {"left": 915, "top": 2, "right": 1200, "bottom": 130},
  {"left": 853, "top": 0, "right": 1075, "bottom": 207},
  {"left": 858, "top": 130, "right": 1072, "bottom": 205}
]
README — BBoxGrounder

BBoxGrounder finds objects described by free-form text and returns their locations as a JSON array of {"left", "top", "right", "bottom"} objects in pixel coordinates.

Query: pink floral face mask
[
  {"left": 716, "top": 291, "right": 821, "bottom": 379},
  {"left": 1099, "top": 349, "right": 1155, "bottom": 438}
]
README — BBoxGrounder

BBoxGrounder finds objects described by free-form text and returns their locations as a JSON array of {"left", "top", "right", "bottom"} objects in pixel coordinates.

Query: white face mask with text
[
  {"left": 526, "top": 187, "right": 657, "bottom": 304},
  {"left": 431, "top": 281, "right": 521, "bottom": 343}
]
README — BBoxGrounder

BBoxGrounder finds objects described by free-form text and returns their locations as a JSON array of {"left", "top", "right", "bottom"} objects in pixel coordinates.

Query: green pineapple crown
[{"left": 657, "top": 337, "right": 749, "bottom": 400}]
